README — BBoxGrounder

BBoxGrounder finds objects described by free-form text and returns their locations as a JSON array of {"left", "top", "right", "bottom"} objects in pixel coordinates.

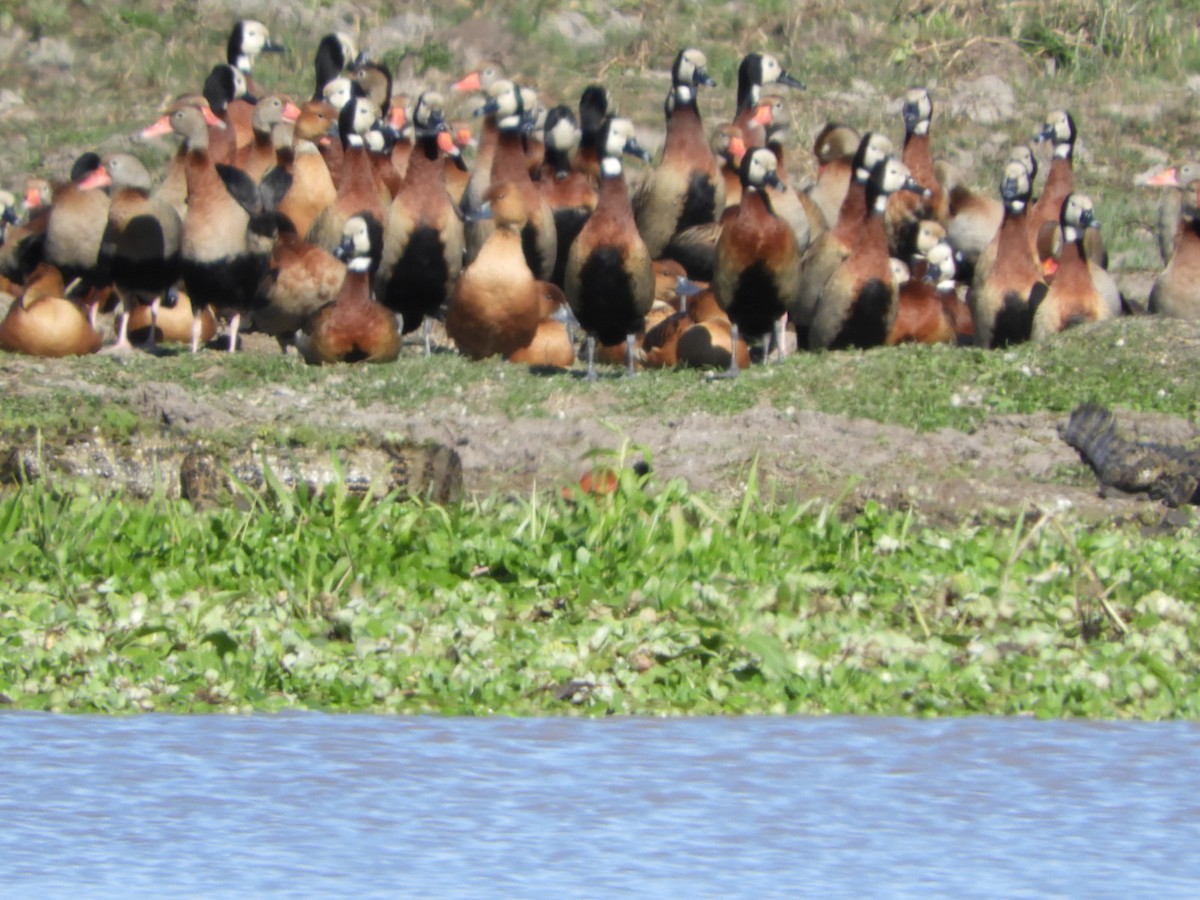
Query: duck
[
  {"left": 713, "top": 147, "right": 802, "bottom": 373},
  {"left": 201, "top": 64, "right": 252, "bottom": 160},
  {"left": 792, "top": 131, "right": 894, "bottom": 338},
  {"left": 712, "top": 124, "right": 749, "bottom": 212},
  {"left": 1146, "top": 161, "right": 1200, "bottom": 266},
  {"left": 634, "top": 48, "right": 723, "bottom": 260},
  {"left": 887, "top": 239, "right": 958, "bottom": 345},
  {"left": 538, "top": 104, "right": 599, "bottom": 288},
  {"left": 941, "top": 144, "right": 1037, "bottom": 284},
  {"left": 808, "top": 157, "right": 927, "bottom": 350},
  {"left": 1030, "top": 193, "right": 1112, "bottom": 338},
  {"left": 0, "top": 178, "right": 51, "bottom": 282},
  {"left": 275, "top": 101, "right": 339, "bottom": 240},
  {"left": 377, "top": 91, "right": 467, "bottom": 352},
  {"left": 807, "top": 123, "right": 861, "bottom": 230},
  {"left": 446, "top": 181, "right": 543, "bottom": 360},
  {"left": 1028, "top": 109, "right": 1077, "bottom": 264},
  {"left": 312, "top": 32, "right": 359, "bottom": 101},
  {"left": 246, "top": 211, "right": 346, "bottom": 351},
  {"left": 126, "top": 287, "right": 217, "bottom": 346},
  {"left": 574, "top": 84, "right": 612, "bottom": 183},
  {"left": 507, "top": 281, "right": 576, "bottom": 368},
  {"left": 43, "top": 152, "right": 112, "bottom": 300},
  {"left": 99, "top": 153, "right": 182, "bottom": 352},
  {"left": 306, "top": 95, "right": 390, "bottom": 251},
  {"left": 466, "top": 80, "right": 557, "bottom": 280},
  {"left": 0, "top": 263, "right": 102, "bottom": 357},
  {"left": 926, "top": 241, "right": 975, "bottom": 343},
  {"left": 139, "top": 95, "right": 227, "bottom": 220},
  {"left": 170, "top": 103, "right": 268, "bottom": 352},
  {"left": 297, "top": 213, "right": 398, "bottom": 364},
  {"left": 758, "top": 96, "right": 824, "bottom": 254},
  {"left": 967, "top": 159, "right": 1044, "bottom": 348},
  {"left": 453, "top": 63, "right": 508, "bottom": 221},
  {"left": 225, "top": 19, "right": 286, "bottom": 96},
  {"left": 565, "top": 117, "right": 655, "bottom": 378},
  {"left": 732, "top": 52, "right": 805, "bottom": 143},
  {"left": 236, "top": 94, "right": 301, "bottom": 183},
  {"left": 886, "top": 87, "right": 947, "bottom": 259},
  {"left": 1148, "top": 179, "right": 1200, "bottom": 319}
]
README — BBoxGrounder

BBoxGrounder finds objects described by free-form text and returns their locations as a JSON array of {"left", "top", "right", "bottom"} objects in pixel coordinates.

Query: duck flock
[{"left": 0, "top": 20, "right": 1195, "bottom": 376}]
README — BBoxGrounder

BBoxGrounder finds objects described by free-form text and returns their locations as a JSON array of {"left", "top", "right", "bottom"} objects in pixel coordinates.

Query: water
[{"left": 2, "top": 714, "right": 1198, "bottom": 898}]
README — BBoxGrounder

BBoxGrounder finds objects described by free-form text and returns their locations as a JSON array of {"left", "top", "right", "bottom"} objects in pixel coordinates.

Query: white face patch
[
  {"left": 347, "top": 256, "right": 373, "bottom": 273},
  {"left": 1009, "top": 200, "right": 1026, "bottom": 213},
  {"left": 912, "top": 120, "right": 929, "bottom": 136},
  {"left": 675, "top": 85, "right": 694, "bottom": 106},
  {"left": 601, "top": 157, "right": 623, "bottom": 179},
  {"left": 1054, "top": 142, "right": 1072, "bottom": 159},
  {"left": 1062, "top": 225, "right": 1079, "bottom": 244}
]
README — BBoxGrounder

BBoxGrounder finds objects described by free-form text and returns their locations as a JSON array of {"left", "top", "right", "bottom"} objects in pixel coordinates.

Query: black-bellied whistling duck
[
  {"left": 247, "top": 211, "right": 346, "bottom": 351},
  {"left": 886, "top": 87, "right": 947, "bottom": 259},
  {"left": 139, "top": 95, "right": 227, "bottom": 220},
  {"left": 793, "top": 131, "right": 893, "bottom": 336},
  {"left": 383, "top": 96, "right": 414, "bottom": 180},
  {"left": 887, "top": 240, "right": 956, "bottom": 346},
  {"left": 202, "top": 64, "right": 254, "bottom": 160},
  {"left": 100, "top": 154, "right": 182, "bottom": 352},
  {"left": 467, "top": 80, "right": 557, "bottom": 280},
  {"left": 378, "top": 91, "right": 467, "bottom": 351},
  {"left": 808, "top": 158, "right": 926, "bottom": 350},
  {"left": 712, "top": 148, "right": 801, "bottom": 374},
  {"left": 276, "top": 101, "right": 338, "bottom": 240},
  {"left": 712, "top": 124, "right": 748, "bottom": 212},
  {"left": 313, "top": 33, "right": 359, "bottom": 101},
  {"left": 1149, "top": 179, "right": 1200, "bottom": 319},
  {"left": 1028, "top": 110, "right": 1076, "bottom": 263},
  {"left": 539, "top": 105, "right": 599, "bottom": 288},
  {"left": 565, "top": 117, "right": 655, "bottom": 379},
  {"left": 508, "top": 281, "right": 576, "bottom": 368},
  {"left": 446, "top": 181, "right": 542, "bottom": 360},
  {"left": 1146, "top": 161, "right": 1200, "bottom": 265},
  {"left": 0, "top": 264, "right": 102, "bottom": 357},
  {"left": 297, "top": 213, "right": 398, "bottom": 364},
  {"left": 44, "top": 152, "right": 111, "bottom": 300},
  {"left": 170, "top": 104, "right": 268, "bottom": 352},
  {"left": 237, "top": 94, "right": 301, "bottom": 183},
  {"left": 444, "top": 122, "right": 474, "bottom": 206},
  {"left": 967, "top": 159, "right": 1044, "bottom": 348},
  {"left": 226, "top": 19, "right": 286, "bottom": 96},
  {"left": 634, "top": 48, "right": 723, "bottom": 260},
  {"left": 307, "top": 96, "right": 389, "bottom": 251},
  {"left": 453, "top": 63, "right": 507, "bottom": 218},
  {"left": 807, "top": 123, "right": 861, "bottom": 229},
  {"left": 732, "top": 52, "right": 805, "bottom": 144},
  {"left": 574, "top": 85, "right": 611, "bottom": 183},
  {"left": 1031, "top": 193, "right": 1112, "bottom": 338}
]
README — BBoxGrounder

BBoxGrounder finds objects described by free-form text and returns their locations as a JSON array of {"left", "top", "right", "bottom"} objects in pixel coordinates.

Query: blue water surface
[{"left": 2, "top": 714, "right": 1198, "bottom": 898}]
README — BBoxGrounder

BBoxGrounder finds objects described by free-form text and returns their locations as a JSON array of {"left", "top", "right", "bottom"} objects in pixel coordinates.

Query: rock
[
  {"left": 549, "top": 11, "right": 603, "bottom": 48},
  {"left": 0, "top": 89, "right": 25, "bottom": 118},
  {"left": 947, "top": 75, "right": 1015, "bottom": 125},
  {"left": 26, "top": 37, "right": 74, "bottom": 69}
]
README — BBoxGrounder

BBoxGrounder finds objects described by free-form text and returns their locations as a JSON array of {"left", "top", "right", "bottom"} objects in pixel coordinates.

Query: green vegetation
[
  {"left": 2, "top": 467, "right": 1196, "bottom": 717},
  {"left": 3, "top": 317, "right": 1198, "bottom": 440}
]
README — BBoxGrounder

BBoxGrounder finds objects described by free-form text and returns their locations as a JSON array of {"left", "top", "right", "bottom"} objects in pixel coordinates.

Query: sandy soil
[{"left": 4, "top": 334, "right": 1193, "bottom": 526}]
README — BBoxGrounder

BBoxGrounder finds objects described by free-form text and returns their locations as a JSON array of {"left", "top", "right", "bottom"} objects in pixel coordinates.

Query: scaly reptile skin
[{"left": 1059, "top": 404, "right": 1200, "bottom": 507}]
